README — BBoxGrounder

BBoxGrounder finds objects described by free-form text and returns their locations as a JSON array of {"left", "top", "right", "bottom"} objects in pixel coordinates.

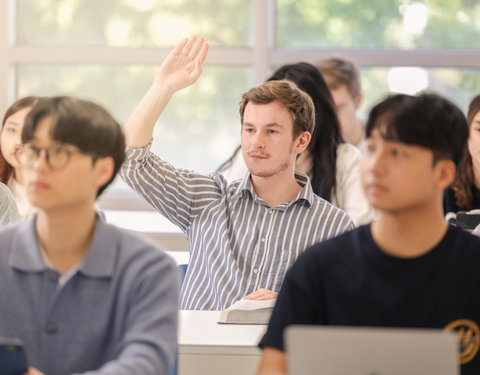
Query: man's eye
[{"left": 51, "top": 146, "right": 68, "bottom": 156}]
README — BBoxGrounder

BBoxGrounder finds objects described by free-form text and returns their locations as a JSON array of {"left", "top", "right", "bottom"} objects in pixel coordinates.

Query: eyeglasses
[{"left": 15, "top": 143, "right": 101, "bottom": 171}]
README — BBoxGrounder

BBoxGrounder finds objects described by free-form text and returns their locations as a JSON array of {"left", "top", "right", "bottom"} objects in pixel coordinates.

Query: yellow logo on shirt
[{"left": 444, "top": 319, "right": 480, "bottom": 364}]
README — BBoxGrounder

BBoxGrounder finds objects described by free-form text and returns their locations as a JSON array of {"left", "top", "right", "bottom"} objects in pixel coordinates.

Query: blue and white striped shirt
[{"left": 120, "top": 144, "right": 354, "bottom": 310}]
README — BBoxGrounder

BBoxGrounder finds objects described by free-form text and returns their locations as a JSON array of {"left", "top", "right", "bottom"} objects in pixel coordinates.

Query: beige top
[{"left": 8, "top": 177, "right": 36, "bottom": 219}]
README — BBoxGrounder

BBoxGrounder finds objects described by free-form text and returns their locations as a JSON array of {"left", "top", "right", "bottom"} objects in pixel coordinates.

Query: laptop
[{"left": 285, "top": 325, "right": 459, "bottom": 375}]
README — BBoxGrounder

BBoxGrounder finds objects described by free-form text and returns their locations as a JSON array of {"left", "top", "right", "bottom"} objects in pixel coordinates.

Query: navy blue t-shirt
[{"left": 259, "top": 224, "right": 480, "bottom": 374}]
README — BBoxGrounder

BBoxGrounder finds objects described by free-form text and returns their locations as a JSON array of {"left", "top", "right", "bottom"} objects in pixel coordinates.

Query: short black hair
[
  {"left": 22, "top": 96, "right": 125, "bottom": 196},
  {"left": 366, "top": 93, "right": 468, "bottom": 165}
]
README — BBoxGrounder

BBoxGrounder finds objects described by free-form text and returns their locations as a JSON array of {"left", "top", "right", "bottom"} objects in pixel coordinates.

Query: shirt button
[
  {"left": 45, "top": 323, "right": 57, "bottom": 335},
  {"left": 48, "top": 272, "right": 58, "bottom": 282},
  {"left": 253, "top": 269, "right": 259, "bottom": 274},
  {"left": 261, "top": 238, "right": 266, "bottom": 243}
]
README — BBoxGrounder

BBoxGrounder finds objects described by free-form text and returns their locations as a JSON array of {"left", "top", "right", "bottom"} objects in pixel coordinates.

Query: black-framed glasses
[{"left": 15, "top": 143, "right": 101, "bottom": 171}]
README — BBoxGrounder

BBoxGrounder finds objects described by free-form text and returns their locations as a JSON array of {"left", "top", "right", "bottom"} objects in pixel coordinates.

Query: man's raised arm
[{"left": 123, "top": 36, "right": 209, "bottom": 148}]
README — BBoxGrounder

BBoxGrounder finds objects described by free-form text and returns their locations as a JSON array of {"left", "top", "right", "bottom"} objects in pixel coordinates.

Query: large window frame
[{"left": 3, "top": 0, "right": 480, "bottom": 209}]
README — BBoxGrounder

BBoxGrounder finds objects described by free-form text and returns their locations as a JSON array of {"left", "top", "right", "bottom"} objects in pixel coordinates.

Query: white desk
[
  {"left": 102, "top": 210, "right": 189, "bottom": 251},
  {"left": 179, "top": 310, "right": 267, "bottom": 375}
]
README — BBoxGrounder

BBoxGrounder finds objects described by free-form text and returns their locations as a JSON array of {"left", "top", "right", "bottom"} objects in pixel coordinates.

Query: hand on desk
[
  {"left": 24, "top": 367, "right": 45, "bottom": 375},
  {"left": 243, "top": 288, "right": 278, "bottom": 301}
]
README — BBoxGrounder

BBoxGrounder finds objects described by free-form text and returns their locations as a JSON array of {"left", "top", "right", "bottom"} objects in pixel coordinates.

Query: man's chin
[{"left": 249, "top": 170, "right": 274, "bottom": 178}]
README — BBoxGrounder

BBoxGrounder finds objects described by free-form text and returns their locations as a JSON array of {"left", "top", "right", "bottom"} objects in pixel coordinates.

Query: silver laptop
[{"left": 285, "top": 325, "right": 459, "bottom": 375}]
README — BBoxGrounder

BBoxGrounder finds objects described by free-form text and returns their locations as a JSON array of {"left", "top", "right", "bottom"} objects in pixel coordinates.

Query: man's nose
[
  {"left": 252, "top": 132, "right": 265, "bottom": 149},
  {"left": 32, "top": 149, "right": 51, "bottom": 171}
]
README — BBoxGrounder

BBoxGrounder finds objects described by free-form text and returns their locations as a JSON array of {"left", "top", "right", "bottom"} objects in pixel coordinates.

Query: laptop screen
[{"left": 285, "top": 325, "right": 459, "bottom": 375}]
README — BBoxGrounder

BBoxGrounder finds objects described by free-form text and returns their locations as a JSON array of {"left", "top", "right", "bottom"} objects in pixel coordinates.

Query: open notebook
[{"left": 285, "top": 325, "right": 459, "bottom": 375}]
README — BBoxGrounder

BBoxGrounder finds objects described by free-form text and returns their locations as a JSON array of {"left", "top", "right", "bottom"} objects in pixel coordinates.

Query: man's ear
[
  {"left": 436, "top": 159, "right": 456, "bottom": 190},
  {"left": 294, "top": 131, "right": 311, "bottom": 154},
  {"left": 354, "top": 92, "right": 363, "bottom": 110},
  {"left": 94, "top": 157, "right": 115, "bottom": 189}
]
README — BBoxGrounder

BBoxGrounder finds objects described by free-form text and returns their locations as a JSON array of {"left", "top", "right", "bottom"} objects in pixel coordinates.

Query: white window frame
[{"left": 3, "top": 0, "right": 480, "bottom": 209}]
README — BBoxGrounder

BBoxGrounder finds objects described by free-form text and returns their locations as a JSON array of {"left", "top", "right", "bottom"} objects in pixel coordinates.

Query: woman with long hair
[
  {"left": 219, "top": 62, "right": 374, "bottom": 225},
  {"left": 1, "top": 96, "right": 39, "bottom": 218},
  {"left": 444, "top": 94, "right": 480, "bottom": 222}
]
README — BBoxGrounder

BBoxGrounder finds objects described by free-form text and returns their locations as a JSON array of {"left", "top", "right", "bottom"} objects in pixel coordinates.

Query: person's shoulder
[
  {"left": 448, "top": 224, "right": 480, "bottom": 249},
  {"left": 336, "top": 143, "right": 362, "bottom": 163},
  {"left": 0, "top": 183, "right": 15, "bottom": 206},
  {"left": 309, "top": 193, "right": 354, "bottom": 226},
  {"left": 0, "top": 182, "right": 11, "bottom": 195},
  {"left": 301, "top": 224, "right": 367, "bottom": 261},
  {"left": 101, "top": 221, "right": 176, "bottom": 268},
  {"left": 0, "top": 220, "right": 30, "bottom": 258}
]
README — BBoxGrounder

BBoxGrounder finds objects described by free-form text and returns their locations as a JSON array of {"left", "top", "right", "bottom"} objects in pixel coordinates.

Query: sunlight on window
[
  {"left": 58, "top": 2, "right": 74, "bottom": 27},
  {"left": 387, "top": 67, "right": 428, "bottom": 95},
  {"left": 126, "top": 0, "right": 156, "bottom": 12},
  {"left": 149, "top": 14, "right": 194, "bottom": 45},
  {"left": 107, "top": 19, "right": 132, "bottom": 46},
  {"left": 402, "top": 3, "right": 428, "bottom": 34},
  {"left": 457, "top": 10, "right": 469, "bottom": 24}
]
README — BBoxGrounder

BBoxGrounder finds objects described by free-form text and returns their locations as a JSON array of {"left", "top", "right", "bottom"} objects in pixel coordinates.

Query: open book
[{"left": 217, "top": 298, "right": 276, "bottom": 325}]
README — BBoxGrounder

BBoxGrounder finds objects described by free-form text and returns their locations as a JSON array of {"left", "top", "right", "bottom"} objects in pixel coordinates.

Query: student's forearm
[
  {"left": 122, "top": 83, "right": 174, "bottom": 148},
  {"left": 257, "top": 347, "right": 287, "bottom": 375},
  {"left": 122, "top": 36, "right": 208, "bottom": 149}
]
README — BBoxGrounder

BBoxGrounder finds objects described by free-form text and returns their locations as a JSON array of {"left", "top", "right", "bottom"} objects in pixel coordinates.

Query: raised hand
[
  {"left": 122, "top": 36, "right": 209, "bottom": 148},
  {"left": 153, "top": 36, "right": 209, "bottom": 95}
]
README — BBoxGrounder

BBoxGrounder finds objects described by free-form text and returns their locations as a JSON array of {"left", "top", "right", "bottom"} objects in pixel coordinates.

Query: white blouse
[{"left": 8, "top": 177, "right": 36, "bottom": 219}]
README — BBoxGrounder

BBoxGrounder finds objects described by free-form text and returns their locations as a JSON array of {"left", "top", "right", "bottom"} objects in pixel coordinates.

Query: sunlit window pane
[
  {"left": 359, "top": 67, "right": 480, "bottom": 119},
  {"left": 17, "top": 0, "right": 252, "bottom": 47},
  {"left": 277, "top": 0, "right": 480, "bottom": 49},
  {"left": 17, "top": 65, "right": 253, "bottom": 173}
]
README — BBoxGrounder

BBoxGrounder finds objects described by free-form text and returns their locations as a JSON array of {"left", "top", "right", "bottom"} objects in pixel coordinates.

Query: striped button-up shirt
[{"left": 120, "top": 144, "right": 354, "bottom": 310}]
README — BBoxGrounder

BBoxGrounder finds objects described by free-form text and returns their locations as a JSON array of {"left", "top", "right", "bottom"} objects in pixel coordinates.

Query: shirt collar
[
  {"left": 234, "top": 171, "right": 315, "bottom": 208},
  {"left": 9, "top": 214, "right": 117, "bottom": 278}
]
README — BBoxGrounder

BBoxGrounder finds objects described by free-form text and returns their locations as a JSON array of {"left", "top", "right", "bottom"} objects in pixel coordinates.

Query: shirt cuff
[{"left": 125, "top": 140, "right": 153, "bottom": 160}]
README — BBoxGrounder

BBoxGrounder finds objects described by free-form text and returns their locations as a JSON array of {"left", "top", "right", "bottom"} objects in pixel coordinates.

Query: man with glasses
[{"left": 0, "top": 96, "right": 179, "bottom": 375}]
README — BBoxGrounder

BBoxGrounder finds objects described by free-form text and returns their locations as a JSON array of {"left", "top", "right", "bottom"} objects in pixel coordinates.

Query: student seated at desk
[
  {"left": 120, "top": 36, "right": 354, "bottom": 311},
  {"left": 257, "top": 93, "right": 480, "bottom": 375},
  {"left": 0, "top": 96, "right": 179, "bottom": 375}
]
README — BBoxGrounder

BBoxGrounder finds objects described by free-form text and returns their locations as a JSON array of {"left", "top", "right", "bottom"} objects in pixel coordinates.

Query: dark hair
[
  {"left": 269, "top": 62, "right": 343, "bottom": 200},
  {"left": 366, "top": 93, "right": 468, "bottom": 165},
  {"left": 1, "top": 96, "right": 40, "bottom": 183},
  {"left": 22, "top": 96, "right": 126, "bottom": 197},
  {"left": 239, "top": 79, "right": 315, "bottom": 137},
  {"left": 451, "top": 94, "right": 480, "bottom": 208},
  {"left": 219, "top": 62, "right": 343, "bottom": 201},
  {"left": 365, "top": 94, "right": 414, "bottom": 138}
]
